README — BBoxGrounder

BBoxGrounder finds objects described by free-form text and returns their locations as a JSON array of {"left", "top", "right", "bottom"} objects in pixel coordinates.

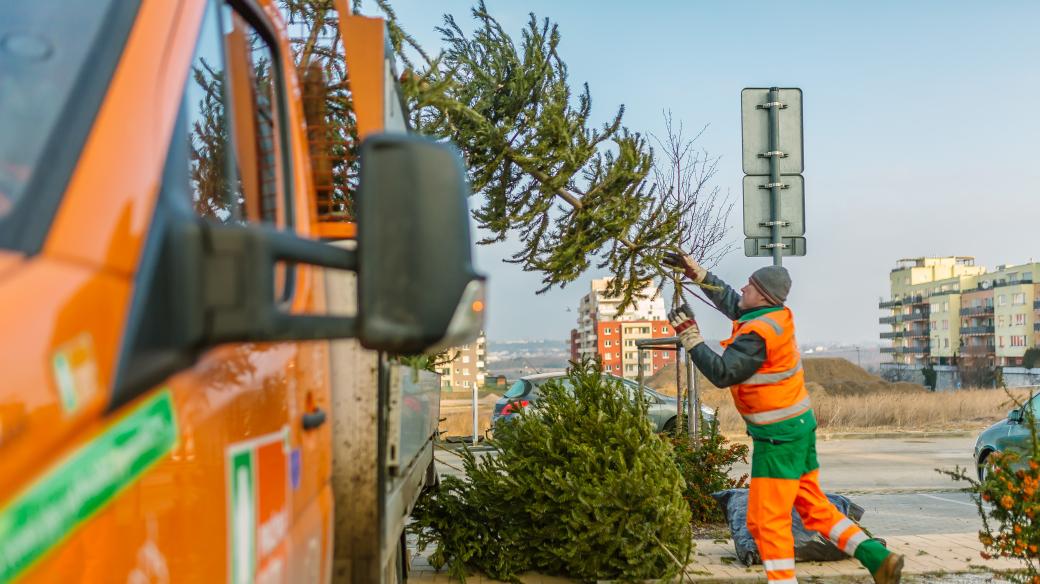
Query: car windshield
[
  {"left": 504, "top": 380, "right": 530, "bottom": 399},
  {"left": 0, "top": 0, "right": 124, "bottom": 235}
]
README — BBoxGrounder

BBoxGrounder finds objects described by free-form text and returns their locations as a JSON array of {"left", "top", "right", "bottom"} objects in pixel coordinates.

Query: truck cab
[{"left": 0, "top": 1, "right": 482, "bottom": 582}]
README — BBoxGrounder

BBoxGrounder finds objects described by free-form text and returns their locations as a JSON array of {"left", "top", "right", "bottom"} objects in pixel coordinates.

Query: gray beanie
[{"left": 750, "top": 266, "right": 791, "bottom": 305}]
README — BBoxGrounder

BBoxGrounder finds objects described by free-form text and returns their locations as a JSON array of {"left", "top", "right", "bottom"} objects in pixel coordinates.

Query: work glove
[
  {"left": 662, "top": 252, "right": 707, "bottom": 282},
  {"left": 667, "top": 303, "right": 704, "bottom": 351}
]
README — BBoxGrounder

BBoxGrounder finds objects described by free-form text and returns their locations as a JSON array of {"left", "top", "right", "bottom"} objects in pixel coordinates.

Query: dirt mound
[
  {"left": 645, "top": 362, "right": 718, "bottom": 396},
  {"left": 804, "top": 357, "right": 924, "bottom": 396},
  {"left": 646, "top": 357, "right": 924, "bottom": 397},
  {"left": 803, "top": 358, "right": 877, "bottom": 383}
]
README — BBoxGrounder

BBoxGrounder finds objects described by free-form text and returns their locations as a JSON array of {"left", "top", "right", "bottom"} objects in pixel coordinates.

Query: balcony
[
  {"left": 1035, "top": 300, "right": 1040, "bottom": 310},
  {"left": 1036, "top": 323, "right": 1040, "bottom": 332},
  {"left": 881, "top": 346, "right": 929, "bottom": 355},
  {"left": 960, "top": 305, "right": 994, "bottom": 316},
  {"left": 879, "top": 331, "right": 905, "bottom": 339},
  {"left": 879, "top": 299, "right": 900, "bottom": 309},
  {"left": 961, "top": 325, "right": 995, "bottom": 336},
  {"left": 906, "top": 330, "right": 930, "bottom": 339},
  {"left": 879, "top": 316, "right": 897, "bottom": 325},
  {"left": 903, "top": 311, "right": 930, "bottom": 322},
  {"left": 994, "top": 277, "right": 1034, "bottom": 288}
]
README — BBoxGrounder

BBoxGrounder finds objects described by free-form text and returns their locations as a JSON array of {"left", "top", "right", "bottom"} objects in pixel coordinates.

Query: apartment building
[
  {"left": 570, "top": 278, "right": 674, "bottom": 380},
  {"left": 435, "top": 332, "right": 487, "bottom": 390},
  {"left": 880, "top": 258, "right": 1040, "bottom": 370}
]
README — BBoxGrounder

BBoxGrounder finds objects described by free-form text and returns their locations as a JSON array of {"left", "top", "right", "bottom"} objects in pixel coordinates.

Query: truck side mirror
[
  {"left": 356, "top": 134, "right": 485, "bottom": 354},
  {"left": 1009, "top": 408, "right": 1023, "bottom": 423}
]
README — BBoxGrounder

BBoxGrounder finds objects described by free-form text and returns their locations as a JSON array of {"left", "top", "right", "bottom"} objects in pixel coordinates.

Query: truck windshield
[{"left": 0, "top": 0, "right": 134, "bottom": 247}]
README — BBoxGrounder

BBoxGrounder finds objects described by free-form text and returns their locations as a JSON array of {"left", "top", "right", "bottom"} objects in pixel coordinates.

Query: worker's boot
[{"left": 872, "top": 552, "right": 904, "bottom": 584}]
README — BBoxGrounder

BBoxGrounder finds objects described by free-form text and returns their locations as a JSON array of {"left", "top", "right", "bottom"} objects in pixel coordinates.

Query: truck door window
[
  {"left": 182, "top": 0, "right": 295, "bottom": 299},
  {"left": 182, "top": 0, "right": 292, "bottom": 229}
]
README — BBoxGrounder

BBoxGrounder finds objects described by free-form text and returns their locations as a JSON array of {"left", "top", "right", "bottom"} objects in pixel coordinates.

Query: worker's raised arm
[
  {"left": 689, "top": 333, "right": 766, "bottom": 388},
  {"left": 667, "top": 303, "right": 765, "bottom": 388},
  {"left": 698, "top": 272, "right": 742, "bottom": 321},
  {"left": 663, "top": 253, "right": 742, "bottom": 320}
]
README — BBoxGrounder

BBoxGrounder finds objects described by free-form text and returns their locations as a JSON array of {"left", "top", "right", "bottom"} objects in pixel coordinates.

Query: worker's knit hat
[{"left": 750, "top": 266, "right": 791, "bottom": 305}]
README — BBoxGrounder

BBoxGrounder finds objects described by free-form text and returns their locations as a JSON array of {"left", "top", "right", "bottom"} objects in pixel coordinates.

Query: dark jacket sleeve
[
  {"left": 689, "top": 332, "right": 766, "bottom": 388},
  {"left": 700, "top": 272, "right": 742, "bottom": 320}
]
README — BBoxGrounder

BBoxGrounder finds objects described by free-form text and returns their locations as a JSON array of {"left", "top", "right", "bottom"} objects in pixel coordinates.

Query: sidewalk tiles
[{"left": 408, "top": 532, "right": 1023, "bottom": 583}]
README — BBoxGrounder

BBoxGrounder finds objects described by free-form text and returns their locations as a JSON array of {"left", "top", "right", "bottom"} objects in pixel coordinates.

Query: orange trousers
[{"left": 748, "top": 470, "right": 870, "bottom": 583}]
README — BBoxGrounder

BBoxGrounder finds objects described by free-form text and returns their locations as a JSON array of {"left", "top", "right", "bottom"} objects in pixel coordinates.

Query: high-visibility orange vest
[{"left": 720, "top": 307, "right": 810, "bottom": 426}]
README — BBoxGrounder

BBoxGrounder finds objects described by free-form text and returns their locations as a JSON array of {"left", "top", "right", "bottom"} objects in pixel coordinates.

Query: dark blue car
[{"left": 974, "top": 391, "right": 1040, "bottom": 480}]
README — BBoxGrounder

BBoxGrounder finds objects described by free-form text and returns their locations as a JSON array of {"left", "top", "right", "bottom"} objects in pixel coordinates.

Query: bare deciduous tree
[{"left": 647, "top": 111, "right": 734, "bottom": 307}]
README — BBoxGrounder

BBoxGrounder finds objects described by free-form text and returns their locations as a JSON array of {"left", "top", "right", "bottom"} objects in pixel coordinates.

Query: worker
[{"left": 662, "top": 252, "right": 903, "bottom": 584}]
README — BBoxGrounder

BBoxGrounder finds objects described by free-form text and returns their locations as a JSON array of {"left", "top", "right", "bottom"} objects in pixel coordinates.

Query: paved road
[
  {"left": 434, "top": 436, "right": 988, "bottom": 536},
  {"left": 731, "top": 436, "right": 986, "bottom": 536},
  {"left": 729, "top": 435, "right": 979, "bottom": 494}
]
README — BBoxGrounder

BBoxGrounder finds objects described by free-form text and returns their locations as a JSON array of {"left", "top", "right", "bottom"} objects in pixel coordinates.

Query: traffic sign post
[{"left": 741, "top": 87, "right": 805, "bottom": 265}]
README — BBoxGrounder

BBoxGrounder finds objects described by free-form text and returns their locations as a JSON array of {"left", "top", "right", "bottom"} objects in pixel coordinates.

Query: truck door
[{"left": 108, "top": 1, "right": 328, "bottom": 581}]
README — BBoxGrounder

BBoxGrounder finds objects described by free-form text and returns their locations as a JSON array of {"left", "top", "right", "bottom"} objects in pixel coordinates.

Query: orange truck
[{"left": 0, "top": 1, "right": 483, "bottom": 583}]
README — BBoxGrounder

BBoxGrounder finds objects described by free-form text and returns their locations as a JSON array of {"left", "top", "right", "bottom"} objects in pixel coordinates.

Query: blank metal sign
[
  {"left": 742, "top": 175, "right": 805, "bottom": 238},
  {"left": 744, "top": 236, "right": 806, "bottom": 257},
  {"left": 741, "top": 88, "right": 803, "bottom": 176}
]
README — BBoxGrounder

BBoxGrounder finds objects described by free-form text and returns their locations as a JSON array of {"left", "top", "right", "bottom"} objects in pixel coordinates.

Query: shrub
[
  {"left": 941, "top": 389, "right": 1040, "bottom": 583},
  {"left": 1024, "top": 348, "right": 1040, "bottom": 370},
  {"left": 409, "top": 359, "right": 692, "bottom": 582},
  {"left": 668, "top": 423, "right": 749, "bottom": 523}
]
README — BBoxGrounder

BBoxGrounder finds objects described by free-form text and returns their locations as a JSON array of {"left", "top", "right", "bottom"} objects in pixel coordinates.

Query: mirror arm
[{"left": 203, "top": 223, "right": 358, "bottom": 343}]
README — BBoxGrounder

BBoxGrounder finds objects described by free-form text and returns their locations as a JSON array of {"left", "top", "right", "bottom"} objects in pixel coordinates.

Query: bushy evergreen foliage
[{"left": 410, "top": 360, "right": 692, "bottom": 582}]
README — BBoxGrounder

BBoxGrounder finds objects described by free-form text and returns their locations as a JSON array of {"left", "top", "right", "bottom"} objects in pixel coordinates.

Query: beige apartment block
[
  {"left": 881, "top": 257, "right": 984, "bottom": 367},
  {"left": 435, "top": 332, "right": 487, "bottom": 390},
  {"left": 929, "top": 290, "right": 962, "bottom": 360},
  {"left": 881, "top": 258, "right": 1040, "bottom": 370}
]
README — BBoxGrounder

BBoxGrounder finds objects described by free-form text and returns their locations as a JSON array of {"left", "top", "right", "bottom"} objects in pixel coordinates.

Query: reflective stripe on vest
[
  {"left": 743, "top": 359, "right": 803, "bottom": 385},
  {"left": 754, "top": 314, "right": 783, "bottom": 335},
  {"left": 741, "top": 395, "right": 812, "bottom": 425}
]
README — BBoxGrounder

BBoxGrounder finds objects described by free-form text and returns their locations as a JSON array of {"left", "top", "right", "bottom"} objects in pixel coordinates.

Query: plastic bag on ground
[{"left": 711, "top": 488, "right": 866, "bottom": 566}]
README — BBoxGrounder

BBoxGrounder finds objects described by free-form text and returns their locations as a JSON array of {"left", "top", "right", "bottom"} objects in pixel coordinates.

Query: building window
[
  {"left": 944, "top": 338, "right": 949, "bottom": 348},
  {"left": 999, "top": 336, "right": 1005, "bottom": 348},
  {"left": 1013, "top": 293, "right": 1026, "bottom": 306},
  {"left": 462, "top": 368, "right": 470, "bottom": 375},
  {"left": 1012, "top": 335, "right": 1027, "bottom": 347},
  {"left": 462, "top": 355, "right": 471, "bottom": 364},
  {"left": 604, "top": 327, "right": 612, "bottom": 334},
  {"left": 661, "top": 326, "right": 670, "bottom": 334},
  {"left": 943, "top": 320, "right": 948, "bottom": 330},
  {"left": 1015, "top": 314, "right": 1026, "bottom": 326},
  {"left": 605, "top": 365, "right": 611, "bottom": 372},
  {"left": 943, "top": 301, "right": 949, "bottom": 312},
  {"left": 999, "top": 294, "right": 1007, "bottom": 306},
  {"left": 663, "top": 353, "right": 669, "bottom": 359},
  {"left": 999, "top": 316, "right": 1006, "bottom": 327},
  {"left": 625, "top": 340, "right": 634, "bottom": 347},
  {"left": 604, "top": 340, "right": 612, "bottom": 347}
]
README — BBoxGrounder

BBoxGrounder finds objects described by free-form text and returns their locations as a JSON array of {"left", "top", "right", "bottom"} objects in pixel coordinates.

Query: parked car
[
  {"left": 490, "top": 371, "right": 718, "bottom": 434},
  {"left": 974, "top": 391, "right": 1040, "bottom": 480}
]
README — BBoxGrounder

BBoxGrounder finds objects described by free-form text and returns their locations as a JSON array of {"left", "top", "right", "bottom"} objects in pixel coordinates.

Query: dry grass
[
  {"left": 700, "top": 387, "right": 1033, "bottom": 436},
  {"left": 437, "top": 385, "right": 1033, "bottom": 439},
  {"left": 439, "top": 394, "right": 501, "bottom": 438}
]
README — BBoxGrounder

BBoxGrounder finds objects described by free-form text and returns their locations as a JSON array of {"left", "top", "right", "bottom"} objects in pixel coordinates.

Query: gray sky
[{"left": 377, "top": 0, "right": 1040, "bottom": 345}]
